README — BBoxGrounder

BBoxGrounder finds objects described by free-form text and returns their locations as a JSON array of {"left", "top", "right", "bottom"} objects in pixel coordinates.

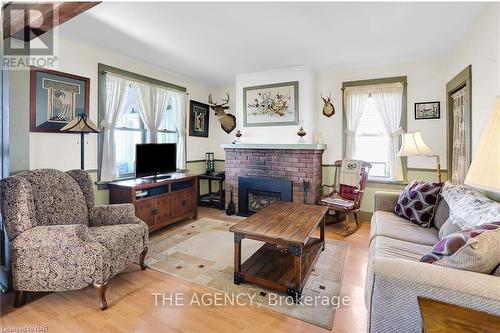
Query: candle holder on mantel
[
  {"left": 297, "top": 126, "right": 307, "bottom": 143},
  {"left": 233, "top": 129, "right": 242, "bottom": 144}
]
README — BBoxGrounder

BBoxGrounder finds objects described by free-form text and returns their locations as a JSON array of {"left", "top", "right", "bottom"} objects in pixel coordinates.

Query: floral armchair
[{"left": 0, "top": 169, "right": 148, "bottom": 310}]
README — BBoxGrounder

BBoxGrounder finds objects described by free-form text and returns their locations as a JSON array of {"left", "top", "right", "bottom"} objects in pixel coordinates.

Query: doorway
[{"left": 446, "top": 65, "right": 472, "bottom": 185}]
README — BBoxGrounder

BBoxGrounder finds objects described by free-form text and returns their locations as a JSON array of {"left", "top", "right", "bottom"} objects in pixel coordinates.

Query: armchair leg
[
  {"left": 13, "top": 291, "right": 27, "bottom": 308},
  {"left": 94, "top": 281, "right": 108, "bottom": 311},
  {"left": 139, "top": 247, "right": 148, "bottom": 271}
]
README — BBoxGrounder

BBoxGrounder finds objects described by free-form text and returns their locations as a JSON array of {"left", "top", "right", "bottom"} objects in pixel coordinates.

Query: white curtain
[
  {"left": 168, "top": 90, "right": 187, "bottom": 170},
  {"left": 100, "top": 74, "right": 129, "bottom": 181},
  {"left": 451, "top": 87, "right": 467, "bottom": 184},
  {"left": 134, "top": 82, "right": 170, "bottom": 143},
  {"left": 371, "top": 83, "right": 404, "bottom": 181},
  {"left": 344, "top": 86, "right": 369, "bottom": 159}
]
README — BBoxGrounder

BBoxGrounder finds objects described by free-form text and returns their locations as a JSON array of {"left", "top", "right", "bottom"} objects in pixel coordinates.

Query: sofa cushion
[
  {"left": 395, "top": 180, "right": 443, "bottom": 228},
  {"left": 370, "top": 236, "right": 433, "bottom": 262},
  {"left": 421, "top": 222, "right": 500, "bottom": 264},
  {"left": 89, "top": 224, "right": 145, "bottom": 275},
  {"left": 370, "top": 211, "right": 439, "bottom": 246},
  {"left": 433, "top": 197, "right": 449, "bottom": 230}
]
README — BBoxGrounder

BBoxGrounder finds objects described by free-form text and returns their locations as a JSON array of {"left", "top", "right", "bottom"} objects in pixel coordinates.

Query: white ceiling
[{"left": 58, "top": 2, "right": 486, "bottom": 87}]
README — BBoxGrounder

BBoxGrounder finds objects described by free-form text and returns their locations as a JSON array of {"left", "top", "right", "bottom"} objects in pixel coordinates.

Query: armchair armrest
[
  {"left": 89, "top": 204, "right": 145, "bottom": 227},
  {"left": 367, "top": 257, "right": 500, "bottom": 332},
  {"left": 374, "top": 191, "right": 400, "bottom": 213}
]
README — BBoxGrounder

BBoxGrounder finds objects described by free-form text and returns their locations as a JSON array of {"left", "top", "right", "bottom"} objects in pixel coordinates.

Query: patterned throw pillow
[
  {"left": 394, "top": 180, "right": 443, "bottom": 227},
  {"left": 420, "top": 222, "right": 500, "bottom": 264}
]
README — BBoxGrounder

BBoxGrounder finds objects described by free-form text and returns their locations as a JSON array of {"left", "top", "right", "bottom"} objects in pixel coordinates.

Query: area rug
[{"left": 146, "top": 218, "right": 350, "bottom": 329}]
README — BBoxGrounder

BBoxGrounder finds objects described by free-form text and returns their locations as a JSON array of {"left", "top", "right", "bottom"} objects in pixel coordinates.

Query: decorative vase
[{"left": 226, "top": 187, "right": 236, "bottom": 215}]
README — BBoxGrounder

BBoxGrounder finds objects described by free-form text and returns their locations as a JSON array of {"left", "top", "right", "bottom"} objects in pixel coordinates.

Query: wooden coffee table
[{"left": 229, "top": 202, "right": 328, "bottom": 301}]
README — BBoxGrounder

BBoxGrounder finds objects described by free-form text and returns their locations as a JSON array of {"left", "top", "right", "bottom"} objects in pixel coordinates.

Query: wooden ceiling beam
[{"left": 2, "top": 2, "right": 100, "bottom": 41}]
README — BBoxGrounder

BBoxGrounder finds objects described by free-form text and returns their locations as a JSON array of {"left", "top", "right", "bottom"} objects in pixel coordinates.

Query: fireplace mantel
[{"left": 221, "top": 143, "right": 327, "bottom": 150}]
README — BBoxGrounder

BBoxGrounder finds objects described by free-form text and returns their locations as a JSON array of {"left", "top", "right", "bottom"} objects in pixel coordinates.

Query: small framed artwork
[
  {"left": 415, "top": 101, "right": 440, "bottom": 120},
  {"left": 189, "top": 100, "right": 209, "bottom": 137},
  {"left": 243, "top": 81, "right": 299, "bottom": 127},
  {"left": 30, "top": 67, "right": 90, "bottom": 132}
]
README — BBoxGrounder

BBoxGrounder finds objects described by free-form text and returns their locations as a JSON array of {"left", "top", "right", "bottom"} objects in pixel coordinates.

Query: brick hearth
[{"left": 223, "top": 145, "right": 325, "bottom": 213}]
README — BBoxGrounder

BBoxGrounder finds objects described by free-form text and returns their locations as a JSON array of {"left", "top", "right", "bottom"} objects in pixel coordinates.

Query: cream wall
[
  {"left": 235, "top": 66, "right": 317, "bottom": 145},
  {"left": 316, "top": 57, "right": 448, "bottom": 167},
  {"left": 21, "top": 37, "right": 217, "bottom": 172},
  {"left": 446, "top": 3, "right": 499, "bottom": 154}
]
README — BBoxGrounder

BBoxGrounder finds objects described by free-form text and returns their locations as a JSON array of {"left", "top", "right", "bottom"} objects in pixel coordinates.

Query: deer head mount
[
  {"left": 321, "top": 91, "right": 335, "bottom": 117},
  {"left": 208, "top": 93, "right": 236, "bottom": 134}
]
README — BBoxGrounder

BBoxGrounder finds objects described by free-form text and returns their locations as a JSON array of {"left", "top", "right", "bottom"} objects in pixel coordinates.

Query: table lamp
[
  {"left": 60, "top": 113, "right": 100, "bottom": 170},
  {"left": 397, "top": 132, "right": 442, "bottom": 182},
  {"left": 464, "top": 97, "right": 500, "bottom": 201}
]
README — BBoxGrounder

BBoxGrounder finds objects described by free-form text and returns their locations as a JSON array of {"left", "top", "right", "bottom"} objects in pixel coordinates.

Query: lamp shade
[
  {"left": 464, "top": 97, "right": 500, "bottom": 199},
  {"left": 60, "top": 114, "right": 100, "bottom": 133},
  {"left": 397, "top": 132, "right": 433, "bottom": 156}
]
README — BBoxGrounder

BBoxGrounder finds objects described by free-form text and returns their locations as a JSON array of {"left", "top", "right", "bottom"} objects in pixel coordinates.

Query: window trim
[
  {"left": 341, "top": 76, "right": 408, "bottom": 182},
  {"left": 97, "top": 63, "right": 187, "bottom": 183}
]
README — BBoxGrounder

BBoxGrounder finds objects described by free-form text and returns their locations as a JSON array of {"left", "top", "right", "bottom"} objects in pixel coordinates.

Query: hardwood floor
[{"left": 0, "top": 207, "right": 370, "bottom": 333}]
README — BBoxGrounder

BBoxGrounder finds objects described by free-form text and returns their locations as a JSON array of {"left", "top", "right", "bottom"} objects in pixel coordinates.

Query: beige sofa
[{"left": 366, "top": 191, "right": 500, "bottom": 333}]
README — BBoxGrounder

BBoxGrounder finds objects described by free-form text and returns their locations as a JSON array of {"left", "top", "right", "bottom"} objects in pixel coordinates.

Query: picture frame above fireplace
[{"left": 243, "top": 81, "right": 299, "bottom": 127}]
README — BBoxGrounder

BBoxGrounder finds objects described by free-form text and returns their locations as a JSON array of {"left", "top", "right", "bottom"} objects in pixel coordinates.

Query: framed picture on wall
[
  {"left": 30, "top": 67, "right": 90, "bottom": 132},
  {"left": 415, "top": 101, "right": 440, "bottom": 120},
  {"left": 243, "top": 81, "right": 299, "bottom": 127},
  {"left": 189, "top": 100, "right": 209, "bottom": 137}
]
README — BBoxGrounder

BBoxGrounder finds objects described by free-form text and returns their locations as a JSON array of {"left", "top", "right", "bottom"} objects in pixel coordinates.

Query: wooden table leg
[
  {"left": 288, "top": 244, "right": 303, "bottom": 302},
  {"left": 320, "top": 215, "right": 325, "bottom": 250},
  {"left": 234, "top": 233, "right": 244, "bottom": 285}
]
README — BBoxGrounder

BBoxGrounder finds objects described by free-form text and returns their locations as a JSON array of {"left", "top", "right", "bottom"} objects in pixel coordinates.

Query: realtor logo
[{"left": 2, "top": 3, "right": 58, "bottom": 68}]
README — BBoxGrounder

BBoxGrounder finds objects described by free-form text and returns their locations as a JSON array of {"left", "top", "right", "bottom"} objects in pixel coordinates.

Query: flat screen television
[{"left": 135, "top": 143, "right": 177, "bottom": 178}]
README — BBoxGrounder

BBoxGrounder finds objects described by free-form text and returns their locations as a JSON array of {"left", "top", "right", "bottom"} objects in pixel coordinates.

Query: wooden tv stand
[{"left": 108, "top": 173, "right": 198, "bottom": 233}]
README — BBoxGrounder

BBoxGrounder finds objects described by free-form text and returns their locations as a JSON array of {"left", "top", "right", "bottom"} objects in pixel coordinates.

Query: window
[
  {"left": 355, "top": 96, "right": 390, "bottom": 178},
  {"left": 98, "top": 64, "right": 187, "bottom": 182},
  {"left": 343, "top": 77, "right": 407, "bottom": 182},
  {"left": 114, "top": 85, "right": 178, "bottom": 179}
]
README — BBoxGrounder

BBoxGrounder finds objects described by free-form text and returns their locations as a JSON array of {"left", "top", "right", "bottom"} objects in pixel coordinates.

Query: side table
[{"left": 197, "top": 172, "right": 225, "bottom": 210}]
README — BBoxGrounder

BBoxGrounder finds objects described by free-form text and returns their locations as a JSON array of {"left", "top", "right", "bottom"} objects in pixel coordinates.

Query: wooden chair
[{"left": 319, "top": 160, "right": 372, "bottom": 236}]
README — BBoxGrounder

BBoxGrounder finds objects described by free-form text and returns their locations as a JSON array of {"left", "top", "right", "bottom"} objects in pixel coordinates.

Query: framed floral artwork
[{"left": 243, "top": 81, "right": 299, "bottom": 127}]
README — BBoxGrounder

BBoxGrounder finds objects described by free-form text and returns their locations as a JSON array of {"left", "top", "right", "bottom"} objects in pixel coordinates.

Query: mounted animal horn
[
  {"left": 321, "top": 91, "right": 335, "bottom": 117},
  {"left": 208, "top": 93, "right": 236, "bottom": 134}
]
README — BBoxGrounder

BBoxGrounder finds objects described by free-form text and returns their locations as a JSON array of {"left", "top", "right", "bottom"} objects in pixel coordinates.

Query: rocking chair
[{"left": 319, "top": 160, "right": 372, "bottom": 236}]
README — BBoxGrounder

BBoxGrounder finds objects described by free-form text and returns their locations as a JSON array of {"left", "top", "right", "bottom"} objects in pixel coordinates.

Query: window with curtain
[
  {"left": 99, "top": 65, "right": 187, "bottom": 182},
  {"left": 343, "top": 79, "right": 406, "bottom": 181},
  {"left": 356, "top": 96, "right": 390, "bottom": 178},
  {"left": 114, "top": 85, "right": 178, "bottom": 178}
]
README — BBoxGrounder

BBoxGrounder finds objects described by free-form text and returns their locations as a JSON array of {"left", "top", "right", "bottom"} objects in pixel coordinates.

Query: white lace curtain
[
  {"left": 134, "top": 82, "right": 170, "bottom": 143},
  {"left": 371, "top": 83, "right": 405, "bottom": 181},
  {"left": 451, "top": 87, "right": 467, "bottom": 184},
  {"left": 167, "top": 90, "right": 187, "bottom": 170},
  {"left": 344, "top": 86, "right": 369, "bottom": 159},
  {"left": 100, "top": 74, "right": 129, "bottom": 181}
]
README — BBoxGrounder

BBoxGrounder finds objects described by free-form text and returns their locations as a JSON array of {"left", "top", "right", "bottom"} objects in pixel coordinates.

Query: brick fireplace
[{"left": 222, "top": 143, "right": 326, "bottom": 214}]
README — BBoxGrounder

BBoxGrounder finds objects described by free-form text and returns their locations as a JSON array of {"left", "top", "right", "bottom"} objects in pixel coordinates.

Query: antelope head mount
[
  {"left": 208, "top": 93, "right": 236, "bottom": 134},
  {"left": 321, "top": 91, "right": 335, "bottom": 117}
]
